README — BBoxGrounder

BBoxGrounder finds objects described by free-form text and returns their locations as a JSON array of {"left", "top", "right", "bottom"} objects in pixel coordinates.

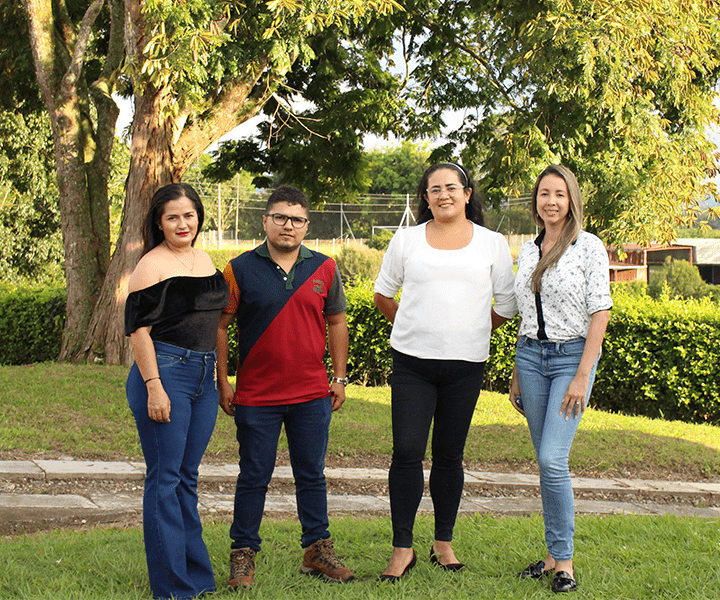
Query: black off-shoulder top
[{"left": 124, "top": 271, "right": 230, "bottom": 352}]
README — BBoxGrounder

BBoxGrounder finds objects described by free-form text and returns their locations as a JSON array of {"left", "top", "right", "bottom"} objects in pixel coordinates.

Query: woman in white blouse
[
  {"left": 374, "top": 162, "right": 517, "bottom": 581},
  {"left": 509, "top": 165, "right": 612, "bottom": 593}
]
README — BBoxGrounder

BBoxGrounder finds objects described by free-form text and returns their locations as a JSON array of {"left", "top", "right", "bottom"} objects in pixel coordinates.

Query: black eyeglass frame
[{"left": 267, "top": 213, "right": 310, "bottom": 228}]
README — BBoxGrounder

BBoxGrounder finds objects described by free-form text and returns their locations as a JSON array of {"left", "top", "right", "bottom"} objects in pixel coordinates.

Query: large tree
[
  {"left": 392, "top": 0, "right": 720, "bottom": 247},
  {"left": 14, "top": 0, "right": 720, "bottom": 365},
  {"left": 214, "top": 0, "right": 720, "bottom": 247},
  {"left": 19, "top": 0, "right": 401, "bottom": 365}
]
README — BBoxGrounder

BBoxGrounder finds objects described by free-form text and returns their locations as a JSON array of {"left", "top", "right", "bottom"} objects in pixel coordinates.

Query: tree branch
[{"left": 63, "top": 0, "right": 105, "bottom": 91}]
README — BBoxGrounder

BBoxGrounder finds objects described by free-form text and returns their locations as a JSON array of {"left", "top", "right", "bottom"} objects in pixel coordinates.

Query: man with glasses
[{"left": 217, "top": 185, "right": 353, "bottom": 590}]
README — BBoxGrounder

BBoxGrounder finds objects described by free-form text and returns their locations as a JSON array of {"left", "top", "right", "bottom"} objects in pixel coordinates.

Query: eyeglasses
[
  {"left": 426, "top": 184, "right": 466, "bottom": 197},
  {"left": 267, "top": 213, "right": 309, "bottom": 228}
]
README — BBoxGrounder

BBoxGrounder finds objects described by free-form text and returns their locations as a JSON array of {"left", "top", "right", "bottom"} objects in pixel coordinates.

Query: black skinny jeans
[{"left": 389, "top": 349, "right": 486, "bottom": 548}]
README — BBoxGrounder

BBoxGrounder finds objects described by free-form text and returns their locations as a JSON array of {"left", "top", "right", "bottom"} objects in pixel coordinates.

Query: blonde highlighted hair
[{"left": 530, "top": 165, "right": 583, "bottom": 293}]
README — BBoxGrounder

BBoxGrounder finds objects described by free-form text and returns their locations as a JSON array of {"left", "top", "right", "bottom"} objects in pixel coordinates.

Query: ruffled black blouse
[{"left": 124, "top": 271, "right": 230, "bottom": 352}]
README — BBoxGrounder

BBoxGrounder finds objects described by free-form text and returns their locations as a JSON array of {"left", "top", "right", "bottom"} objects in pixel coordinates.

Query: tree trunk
[
  {"left": 21, "top": 0, "right": 111, "bottom": 361},
  {"left": 74, "top": 87, "right": 176, "bottom": 365}
]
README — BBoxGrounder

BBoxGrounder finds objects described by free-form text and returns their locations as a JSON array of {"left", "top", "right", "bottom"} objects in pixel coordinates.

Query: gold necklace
[{"left": 164, "top": 240, "right": 196, "bottom": 272}]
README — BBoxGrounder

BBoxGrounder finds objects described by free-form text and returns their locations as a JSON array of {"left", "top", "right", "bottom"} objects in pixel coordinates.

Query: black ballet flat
[
  {"left": 429, "top": 546, "right": 465, "bottom": 571},
  {"left": 518, "top": 560, "right": 551, "bottom": 579},
  {"left": 551, "top": 570, "right": 578, "bottom": 593},
  {"left": 379, "top": 551, "right": 417, "bottom": 583}
]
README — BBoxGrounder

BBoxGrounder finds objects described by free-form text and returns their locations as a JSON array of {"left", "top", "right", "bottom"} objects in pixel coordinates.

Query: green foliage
[
  {"left": 647, "top": 257, "right": 717, "bottom": 302},
  {"left": 485, "top": 291, "right": 720, "bottom": 425},
  {"left": 366, "top": 228, "right": 394, "bottom": 251},
  {"left": 676, "top": 225, "right": 720, "bottom": 239},
  {"left": 595, "top": 292, "right": 720, "bottom": 425},
  {"left": 343, "top": 280, "right": 392, "bottom": 385},
  {"left": 7, "top": 277, "right": 720, "bottom": 425},
  {"left": 391, "top": 0, "right": 720, "bottom": 246},
  {"left": 610, "top": 281, "right": 649, "bottom": 298},
  {"left": 203, "top": 22, "right": 406, "bottom": 204},
  {"left": 334, "top": 245, "right": 384, "bottom": 286},
  {"left": 0, "top": 284, "right": 65, "bottom": 365},
  {"left": 0, "top": 111, "right": 63, "bottom": 283},
  {"left": 362, "top": 141, "right": 430, "bottom": 195},
  {"left": 486, "top": 316, "right": 520, "bottom": 392}
]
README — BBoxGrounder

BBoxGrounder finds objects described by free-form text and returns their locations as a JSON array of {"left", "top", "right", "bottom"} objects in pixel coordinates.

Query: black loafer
[
  {"left": 379, "top": 551, "right": 416, "bottom": 583},
  {"left": 518, "top": 560, "right": 550, "bottom": 579},
  {"left": 430, "top": 546, "right": 465, "bottom": 571},
  {"left": 551, "top": 570, "right": 577, "bottom": 593}
]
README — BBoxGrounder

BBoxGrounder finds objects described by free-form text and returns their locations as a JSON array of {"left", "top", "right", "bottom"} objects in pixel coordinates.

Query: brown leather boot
[
  {"left": 227, "top": 548, "right": 256, "bottom": 589},
  {"left": 300, "top": 539, "right": 355, "bottom": 583}
]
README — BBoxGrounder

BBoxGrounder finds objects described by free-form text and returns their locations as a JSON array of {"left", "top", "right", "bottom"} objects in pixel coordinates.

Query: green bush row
[
  {"left": 3, "top": 281, "right": 720, "bottom": 425},
  {"left": 484, "top": 290, "right": 720, "bottom": 425},
  {"left": 0, "top": 283, "right": 66, "bottom": 365}
]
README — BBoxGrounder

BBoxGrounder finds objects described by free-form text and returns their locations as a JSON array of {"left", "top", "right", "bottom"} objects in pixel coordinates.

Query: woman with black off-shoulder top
[{"left": 125, "top": 183, "right": 229, "bottom": 600}]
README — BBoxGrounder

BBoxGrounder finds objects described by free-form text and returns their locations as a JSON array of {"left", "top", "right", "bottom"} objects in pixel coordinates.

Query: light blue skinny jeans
[{"left": 515, "top": 336, "right": 599, "bottom": 561}]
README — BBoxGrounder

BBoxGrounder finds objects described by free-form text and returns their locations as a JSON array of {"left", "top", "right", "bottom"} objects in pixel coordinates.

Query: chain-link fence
[{"left": 187, "top": 179, "right": 536, "bottom": 249}]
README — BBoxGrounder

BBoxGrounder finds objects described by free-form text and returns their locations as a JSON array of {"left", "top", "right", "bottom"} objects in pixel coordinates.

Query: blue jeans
[
  {"left": 389, "top": 350, "right": 486, "bottom": 548},
  {"left": 230, "top": 396, "right": 333, "bottom": 551},
  {"left": 127, "top": 341, "right": 218, "bottom": 600},
  {"left": 515, "top": 336, "right": 599, "bottom": 561}
]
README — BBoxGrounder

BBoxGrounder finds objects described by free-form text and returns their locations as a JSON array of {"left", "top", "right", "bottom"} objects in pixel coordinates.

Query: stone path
[{"left": 2, "top": 459, "right": 719, "bottom": 533}]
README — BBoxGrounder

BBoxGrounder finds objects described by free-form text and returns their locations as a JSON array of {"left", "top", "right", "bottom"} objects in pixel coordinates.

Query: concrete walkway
[{"left": 2, "top": 459, "right": 719, "bottom": 532}]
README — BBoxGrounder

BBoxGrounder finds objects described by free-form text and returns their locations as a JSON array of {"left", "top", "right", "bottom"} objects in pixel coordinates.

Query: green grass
[
  {"left": 1, "top": 363, "right": 720, "bottom": 479},
  {"left": 1, "top": 514, "right": 718, "bottom": 599}
]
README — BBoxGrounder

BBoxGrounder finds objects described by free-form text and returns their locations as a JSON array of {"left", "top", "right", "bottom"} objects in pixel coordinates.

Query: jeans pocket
[{"left": 155, "top": 352, "right": 183, "bottom": 369}]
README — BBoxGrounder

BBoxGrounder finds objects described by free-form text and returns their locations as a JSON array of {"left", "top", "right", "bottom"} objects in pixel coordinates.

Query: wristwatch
[{"left": 331, "top": 376, "right": 348, "bottom": 386}]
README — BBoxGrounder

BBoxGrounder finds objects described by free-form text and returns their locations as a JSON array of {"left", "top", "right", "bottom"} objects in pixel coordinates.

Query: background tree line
[{"left": 0, "top": 0, "right": 718, "bottom": 365}]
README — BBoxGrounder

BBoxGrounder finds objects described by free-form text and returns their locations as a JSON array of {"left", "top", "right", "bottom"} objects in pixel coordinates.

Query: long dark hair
[
  {"left": 530, "top": 165, "right": 584, "bottom": 293},
  {"left": 415, "top": 162, "right": 484, "bottom": 226},
  {"left": 142, "top": 183, "right": 205, "bottom": 255}
]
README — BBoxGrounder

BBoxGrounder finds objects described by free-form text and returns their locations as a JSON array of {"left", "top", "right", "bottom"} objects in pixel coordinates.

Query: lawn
[
  {"left": 0, "top": 515, "right": 718, "bottom": 599},
  {"left": 1, "top": 363, "right": 719, "bottom": 599},
  {"left": 1, "top": 363, "right": 720, "bottom": 480}
]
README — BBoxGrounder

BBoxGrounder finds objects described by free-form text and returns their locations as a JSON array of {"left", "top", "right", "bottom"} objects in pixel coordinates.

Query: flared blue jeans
[{"left": 127, "top": 341, "right": 218, "bottom": 600}]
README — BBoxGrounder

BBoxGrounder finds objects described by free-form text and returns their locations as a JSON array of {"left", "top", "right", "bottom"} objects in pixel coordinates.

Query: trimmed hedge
[
  {"left": 0, "top": 284, "right": 66, "bottom": 365},
  {"left": 483, "top": 291, "right": 720, "bottom": 425},
  {"left": 3, "top": 281, "right": 720, "bottom": 425}
]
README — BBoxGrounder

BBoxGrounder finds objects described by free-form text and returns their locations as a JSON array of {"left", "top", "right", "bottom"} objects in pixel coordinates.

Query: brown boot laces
[
  {"left": 230, "top": 550, "right": 255, "bottom": 577},
  {"left": 313, "top": 540, "right": 345, "bottom": 569}
]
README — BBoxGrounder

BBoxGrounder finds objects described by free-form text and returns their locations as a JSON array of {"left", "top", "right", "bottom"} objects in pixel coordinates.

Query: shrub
[
  {"left": 610, "top": 280, "right": 647, "bottom": 297},
  {"left": 343, "top": 279, "right": 393, "bottom": 385},
  {"left": 647, "top": 257, "right": 714, "bottom": 301},
  {"left": 6, "top": 279, "right": 720, "bottom": 425},
  {"left": 334, "top": 245, "right": 384, "bottom": 287},
  {"left": 366, "top": 228, "right": 395, "bottom": 251},
  {"left": 0, "top": 284, "right": 65, "bottom": 365},
  {"left": 593, "top": 293, "right": 720, "bottom": 424}
]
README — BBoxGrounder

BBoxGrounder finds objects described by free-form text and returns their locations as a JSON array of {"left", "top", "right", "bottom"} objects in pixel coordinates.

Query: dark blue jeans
[
  {"left": 389, "top": 350, "right": 486, "bottom": 548},
  {"left": 230, "top": 395, "right": 333, "bottom": 551},
  {"left": 126, "top": 341, "right": 218, "bottom": 600}
]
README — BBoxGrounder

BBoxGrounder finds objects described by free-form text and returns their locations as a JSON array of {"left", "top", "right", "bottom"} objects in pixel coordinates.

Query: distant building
[
  {"left": 606, "top": 239, "right": 720, "bottom": 285},
  {"left": 606, "top": 244, "right": 694, "bottom": 284},
  {"left": 674, "top": 239, "right": 720, "bottom": 285}
]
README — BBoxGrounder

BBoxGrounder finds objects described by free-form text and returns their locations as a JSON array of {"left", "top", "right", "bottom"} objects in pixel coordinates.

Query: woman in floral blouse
[{"left": 509, "top": 165, "right": 612, "bottom": 594}]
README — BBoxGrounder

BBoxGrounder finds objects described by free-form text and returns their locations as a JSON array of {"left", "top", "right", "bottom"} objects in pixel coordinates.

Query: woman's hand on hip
[{"left": 146, "top": 380, "right": 171, "bottom": 422}]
